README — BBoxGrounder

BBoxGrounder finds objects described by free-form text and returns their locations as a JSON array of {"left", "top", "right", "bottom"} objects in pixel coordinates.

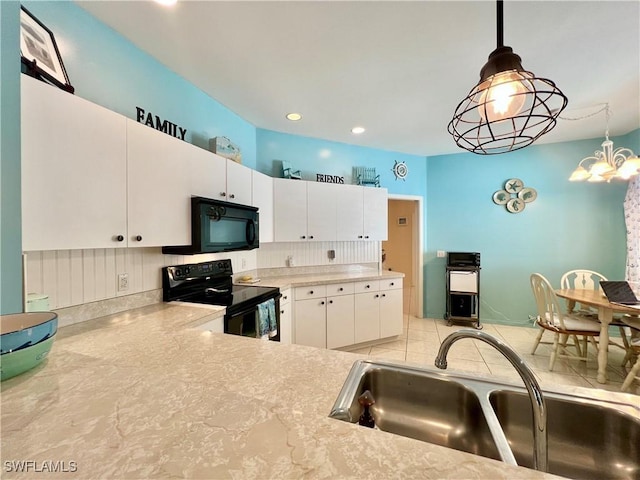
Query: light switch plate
[{"left": 437, "top": 250, "right": 446, "bottom": 258}]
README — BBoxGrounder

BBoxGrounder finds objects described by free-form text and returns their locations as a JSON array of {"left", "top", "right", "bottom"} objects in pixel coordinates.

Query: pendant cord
[{"left": 497, "top": 0, "right": 504, "bottom": 48}]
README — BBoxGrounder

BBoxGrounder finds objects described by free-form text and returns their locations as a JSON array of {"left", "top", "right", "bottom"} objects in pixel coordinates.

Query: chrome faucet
[{"left": 435, "top": 329, "right": 548, "bottom": 473}]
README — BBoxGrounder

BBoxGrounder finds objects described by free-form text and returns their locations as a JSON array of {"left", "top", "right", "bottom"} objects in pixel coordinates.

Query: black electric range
[{"left": 162, "top": 259, "right": 281, "bottom": 340}]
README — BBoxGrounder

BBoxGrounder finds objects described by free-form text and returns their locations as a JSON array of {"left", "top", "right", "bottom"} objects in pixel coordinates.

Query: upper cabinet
[
  {"left": 273, "top": 178, "right": 388, "bottom": 243},
  {"left": 21, "top": 76, "right": 128, "bottom": 251},
  {"left": 126, "top": 119, "right": 191, "bottom": 247},
  {"left": 252, "top": 170, "right": 274, "bottom": 243},
  {"left": 225, "top": 160, "right": 252, "bottom": 205}
]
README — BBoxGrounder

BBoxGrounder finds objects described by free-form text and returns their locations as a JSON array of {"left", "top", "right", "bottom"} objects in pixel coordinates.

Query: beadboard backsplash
[{"left": 24, "top": 242, "right": 379, "bottom": 310}]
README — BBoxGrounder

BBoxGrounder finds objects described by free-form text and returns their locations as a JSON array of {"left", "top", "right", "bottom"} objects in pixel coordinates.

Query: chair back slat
[
  {"left": 531, "top": 273, "right": 566, "bottom": 330},
  {"left": 560, "top": 269, "right": 606, "bottom": 291}
]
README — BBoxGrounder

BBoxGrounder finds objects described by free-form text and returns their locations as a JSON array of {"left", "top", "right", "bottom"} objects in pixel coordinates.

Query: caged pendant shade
[{"left": 448, "top": 0, "right": 568, "bottom": 155}]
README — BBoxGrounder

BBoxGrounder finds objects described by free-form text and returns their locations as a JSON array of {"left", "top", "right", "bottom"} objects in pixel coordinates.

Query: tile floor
[{"left": 347, "top": 314, "right": 640, "bottom": 396}]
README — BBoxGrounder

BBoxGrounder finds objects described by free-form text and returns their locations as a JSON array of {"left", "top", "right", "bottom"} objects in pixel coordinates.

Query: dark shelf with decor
[{"left": 444, "top": 252, "right": 481, "bottom": 330}]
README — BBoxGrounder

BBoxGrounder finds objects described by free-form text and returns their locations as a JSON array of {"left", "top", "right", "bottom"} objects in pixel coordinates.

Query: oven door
[{"left": 225, "top": 295, "right": 281, "bottom": 341}]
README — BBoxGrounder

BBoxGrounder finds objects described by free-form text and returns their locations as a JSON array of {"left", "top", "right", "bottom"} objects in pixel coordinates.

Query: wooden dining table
[{"left": 556, "top": 288, "right": 640, "bottom": 384}]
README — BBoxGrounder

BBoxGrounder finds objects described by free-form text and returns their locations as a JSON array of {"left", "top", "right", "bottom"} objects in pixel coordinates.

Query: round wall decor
[
  {"left": 493, "top": 178, "right": 536, "bottom": 213},
  {"left": 392, "top": 160, "right": 408, "bottom": 181}
]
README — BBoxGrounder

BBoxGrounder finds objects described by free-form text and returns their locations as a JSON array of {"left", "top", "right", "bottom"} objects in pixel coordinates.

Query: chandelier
[
  {"left": 448, "top": 0, "right": 568, "bottom": 155},
  {"left": 568, "top": 105, "right": 640, "bottom": 182}
]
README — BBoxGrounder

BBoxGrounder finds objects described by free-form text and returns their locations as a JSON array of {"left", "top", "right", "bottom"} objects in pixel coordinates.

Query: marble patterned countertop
[
  {"left": 236, "top": 269, "right": 404, "bottom": 290},
  {"left": 2, "top": 303, "right": 571, "bottom": 479}
]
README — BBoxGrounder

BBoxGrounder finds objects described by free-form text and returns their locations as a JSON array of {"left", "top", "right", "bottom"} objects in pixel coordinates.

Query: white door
[
  {"left": 126, "top": 120, "right": 190, "bottom": 247},
  {"left": 326, "top": 294, "right": 355, "bottom": 349},
  {"left": 336, "top": 184, "right": 364, "bottom": 240},
  {"left": 307, "top": 182, "right": 338, "bottom": 241},
  {"left": 190, "top": 150, "right": 226, "bottom": 200},
  {"left": 354, "top": 292, "right": 380, "bottom": 343},
  {"left": 226, "top": 159, "right": 252, "bottom": 205},
  {"left": 251, "top": 170, "right": 274, "bottom": 243},
  {"left": 21, "top": 76, "right": 128, "bottom": 251},
  {"left": 379, "top": 288, "right": 403, "bottom": 338},
  {"left": 274, "top": 178, "right": 308, "bottom": 241},
  {"left": 363, "top": 187, "right": 388, "bottom": 240},
  {"left": 294, "top": 298, "right": 326, "bottom": 348}
]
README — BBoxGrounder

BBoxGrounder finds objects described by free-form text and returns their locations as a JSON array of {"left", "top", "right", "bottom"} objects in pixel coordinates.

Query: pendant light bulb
[{"left": 478, "top": 71, "right": 529, "bottom": 122}]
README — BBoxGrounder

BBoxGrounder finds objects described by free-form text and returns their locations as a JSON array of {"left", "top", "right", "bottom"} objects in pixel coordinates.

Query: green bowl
[{"left": 0, "top": 335, "right": 55, "bottom": 381}]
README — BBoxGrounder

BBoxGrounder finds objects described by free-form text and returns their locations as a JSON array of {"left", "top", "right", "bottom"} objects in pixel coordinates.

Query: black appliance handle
[{"left": 246, "top": 219, "right": 256, "bottom": 245}]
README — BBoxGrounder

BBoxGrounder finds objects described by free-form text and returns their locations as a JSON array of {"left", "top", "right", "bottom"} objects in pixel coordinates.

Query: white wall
[{"left": 24, "top": 241, "right": 379, "bottom": 310}]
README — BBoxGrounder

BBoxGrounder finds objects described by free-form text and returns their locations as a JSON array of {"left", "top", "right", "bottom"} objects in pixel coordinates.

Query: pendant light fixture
[{"left": 448, "top": 0, "right": 568, "bottom": 155}]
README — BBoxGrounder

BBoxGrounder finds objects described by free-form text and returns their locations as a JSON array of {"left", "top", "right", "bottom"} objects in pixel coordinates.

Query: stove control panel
[{"left": 165, "top": 259, "right": 233, "bottom": 282}]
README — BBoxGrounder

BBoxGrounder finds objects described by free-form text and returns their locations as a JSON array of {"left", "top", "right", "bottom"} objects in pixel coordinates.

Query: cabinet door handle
[
  {"left": 381, "top": 293, "right": 386, "bottom": 297},
  {"left": 309, "top": 290, "right": 314, "bottom": 295},
  {"left": 358, "top": 235, "right": 363, "bottom": 239},
  {"left": 283, "top": 295, "right": 288, "bottom": 300},
  {"left": 281, "top": 310, "right": 285, "bottom": 314},
  {"left": 230, "top": 194, "right": 235, "bottom": 199},
  {"left": 220, "top": 192, "right": 226, "bottom": 197},
  {"left": 365, "top": 235, "right": 369, "bottom": 239},
  {"left": 321, "top": 301, "right": 325, "bottom": 305},
  {"left": 365, "top": 285, "right": 370, "bottom": 289},
  {"left": 375, "top": 294, "right": 379, "bottom": 298},
  {"left": 309, "top": 235, "right": 314, "bottom": 239},
  {"left": 329, "top": 300, "right": 333, "bottom": 304},
  {"left": 390, "top": 282, "right": 395, "bottom": 286},
  {"left": 135, "top": 235, "right": 142, "bottom": 242},
  {"left": 301, "top": 235, "right": 306, "bottom": 239},
  {"left": 338, "top": 287, "right": 343, "bottom": 291},
  {"left": 115, "top": 235, "right": 124, "bottom": 242}
]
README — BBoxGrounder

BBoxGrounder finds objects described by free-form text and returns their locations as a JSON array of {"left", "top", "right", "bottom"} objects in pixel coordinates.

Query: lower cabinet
[
  {"left": 279, "top": 288, "right": 292, "bottom": 344},
  {"left": 293, "top": 278, "right": 402, "bottom": 349},
  {"left": 355, "top": 279, "right": 404, "bottom": 343}
]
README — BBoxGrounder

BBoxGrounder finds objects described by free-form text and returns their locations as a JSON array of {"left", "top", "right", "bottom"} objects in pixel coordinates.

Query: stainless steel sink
[
  {"left": 329, "top": 360, "right": 640, "bottom": 479},
  {"left": 490, "top": 389, "right": 640, "bottom": 480}
]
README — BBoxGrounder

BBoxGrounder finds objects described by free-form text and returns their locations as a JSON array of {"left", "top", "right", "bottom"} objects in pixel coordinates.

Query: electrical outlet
[
  {"left": 118, "top": 273, "right": 129, "bottom": 292},
  {"left": 241, "top": 258, "right": 247, "bottom": 269},
  {"left": 287, "top": 255, "right": 295, "bottom": 267},
  {"left": 437, "top": 250, "right": 446, "bottom": 258}
]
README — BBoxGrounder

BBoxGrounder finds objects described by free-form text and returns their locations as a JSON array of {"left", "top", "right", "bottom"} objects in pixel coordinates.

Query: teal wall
[
  {"left": 0, "top": 1, "right": 23, "bottom": 314},
  {"left": 256, "top": 128, "right": 426, "bottom": 195},
  {"left": 21, "top": 1, "right": 258, "bottom": 166},
  {"left": 425, "top": 134, "right": 633, "bottom": 325}
]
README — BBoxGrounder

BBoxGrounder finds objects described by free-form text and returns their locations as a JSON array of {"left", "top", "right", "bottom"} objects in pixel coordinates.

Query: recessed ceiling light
[
  {"left": 286, "top": 113, "right": 302, "bottom": 121},
  {"left": 351, "top": 126, "right": 366, "bottom": 135}
]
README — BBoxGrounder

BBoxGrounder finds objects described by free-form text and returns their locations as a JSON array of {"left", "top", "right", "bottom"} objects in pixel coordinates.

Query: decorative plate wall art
[{"left": 493, "top": 178, "right": 537, "bottom": 213}]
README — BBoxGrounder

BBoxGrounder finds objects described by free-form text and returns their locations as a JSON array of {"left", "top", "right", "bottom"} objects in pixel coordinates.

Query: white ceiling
[{"left": 76, "top": 0, "right": 640, "bottom": 157}]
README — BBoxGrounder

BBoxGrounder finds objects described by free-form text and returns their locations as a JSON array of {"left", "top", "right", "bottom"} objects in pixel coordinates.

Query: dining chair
[
  {"left": 621, "top": 316, "right": 640, "bottom": 392},
  {"left": 560, "top": 269, "right": 636, "bottom": 366},
  {"left": 530, "top": 273, "right": 602, "bottom": 371}
]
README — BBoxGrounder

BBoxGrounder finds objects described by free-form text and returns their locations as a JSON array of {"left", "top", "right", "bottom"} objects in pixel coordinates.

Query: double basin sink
[{"left": 329, "top": 359, "right": 640, "bottom": 480}]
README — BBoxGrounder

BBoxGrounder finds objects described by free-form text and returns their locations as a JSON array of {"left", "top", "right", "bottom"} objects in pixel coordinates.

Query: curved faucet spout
[{"left": 435, "top": 329, "right": 548, "bottom": 473}]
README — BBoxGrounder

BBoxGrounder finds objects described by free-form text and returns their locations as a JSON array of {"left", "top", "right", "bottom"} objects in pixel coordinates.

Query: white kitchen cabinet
[
  {"left": 326, "top": 293, "right": 355, "bottom": 349},
  {"left": 294, "top": 296, "right": 327, "bottom": 349},
  {"left": 21, "top": 76, "right": 128, "bottom": 251},
  {"left": 225, "top": 159, "right": 252, "bottom": 205},
  {"left": 307, "top": 182, "right": 338, "bottom": 241},
  {"left": 379, "top": 286, "right": 404, "bottom": 338},
  {"left": 279, "top": 288, "right": 292, "bottom": 344},
  {"left": 274, "top": 178, "right": 308, "bottom": 241},
  {"left": 251, "top": 170, "right": 274, "bottom": 243},
  {"left": 190, "top": 150, "right": 226, "bottom": 199},
  {"left": 354, "top": 278, "right": 403, "bottom": 343},
  {"left": 294, "top": 283, "right": 354, "bottom": 349},
  {"left": 363, "top": 187, "right": 388, "bottom": 241},
  {"left": 126, "top": 120, "right": 191, "bottom": 247},
  {"left": 335, "top": 184, "right": 365, "bottom": 241}
]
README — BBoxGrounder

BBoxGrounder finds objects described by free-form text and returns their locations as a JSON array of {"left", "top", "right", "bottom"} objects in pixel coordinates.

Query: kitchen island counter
[{"left": 2, "top": 303, "right": 569, "bottom": 479}]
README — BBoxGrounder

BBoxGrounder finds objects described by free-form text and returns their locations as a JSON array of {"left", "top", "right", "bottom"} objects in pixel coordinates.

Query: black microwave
[
  {"left": 163, "top": 197, "right": 259, "bottom": 255},
  {"left": 447, "top": 252, "right": 481, "bottom": 267}
]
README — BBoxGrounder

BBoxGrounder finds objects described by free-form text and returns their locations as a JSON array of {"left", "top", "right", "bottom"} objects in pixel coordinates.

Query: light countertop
[
  {"left": 2, "top": 303, "right": 571, "bottom": 479},
  {"left": 237, "top": 269, "right": 404, "bottom": 290}
]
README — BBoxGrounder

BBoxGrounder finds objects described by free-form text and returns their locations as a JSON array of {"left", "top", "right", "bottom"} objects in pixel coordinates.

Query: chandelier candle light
[
  {"left": 448, "top": 0, "right": 568, "bottom": 155},
  {"left": 568, "top": 105, "right": 640, "bottom": 182}
]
